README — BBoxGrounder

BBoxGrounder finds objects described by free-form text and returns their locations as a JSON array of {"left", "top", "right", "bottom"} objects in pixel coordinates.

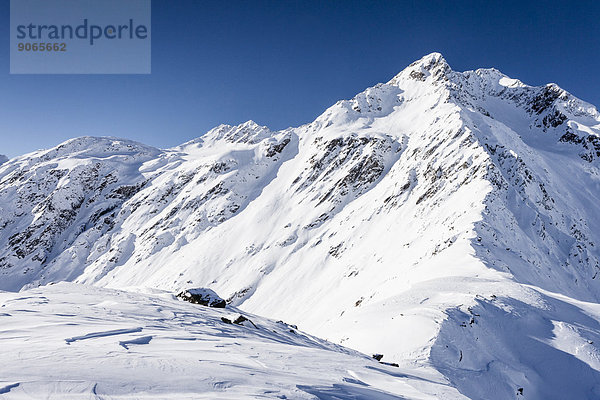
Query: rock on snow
[{"left": 177, "top": 287, "right": 226, "bottom": 308}]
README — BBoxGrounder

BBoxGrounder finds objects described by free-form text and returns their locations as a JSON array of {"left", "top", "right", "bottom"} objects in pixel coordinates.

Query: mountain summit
[{"left": 1, "top": 54, "right": 599, "bottom": 399}]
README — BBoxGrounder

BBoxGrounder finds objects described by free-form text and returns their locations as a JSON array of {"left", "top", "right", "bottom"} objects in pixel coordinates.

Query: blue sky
[{"left": 1, "top": 0, "right": 599, "bottom": 157}]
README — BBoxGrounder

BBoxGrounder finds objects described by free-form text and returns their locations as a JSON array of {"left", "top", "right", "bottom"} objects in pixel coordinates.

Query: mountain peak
[
  {"left": 412, "top": 52, "right": 448, "bottom": 68},
  {"left": 241, "top": 119, "right": 260, "bottom": 128},
  {"left": 388, "top": 52, "right": 452, "bottom": 85},
  {"left": 36, "top": 136, "right": 161, "bottom": 161}
]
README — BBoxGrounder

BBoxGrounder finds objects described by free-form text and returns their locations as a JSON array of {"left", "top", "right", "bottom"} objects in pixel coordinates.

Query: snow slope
[
  {"left": 1, "top": 53, "right": 600, "bottom": 399},
  {"left": 0, "top": 283, "right": 463, "bottom": 399}
]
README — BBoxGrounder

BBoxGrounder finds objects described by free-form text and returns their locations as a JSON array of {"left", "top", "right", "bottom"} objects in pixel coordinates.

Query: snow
[
  {"left": 0, "top": 283, "right": 463, "bottom": 399},
  {"left": 0, "top": 53, "right": 600, "bottom": 399},
  {"left": 499, "top": 76, "right": 526, "bottom": 88},
  {"left": 431, "top": 284, "right": 600, "bottom": 399}
]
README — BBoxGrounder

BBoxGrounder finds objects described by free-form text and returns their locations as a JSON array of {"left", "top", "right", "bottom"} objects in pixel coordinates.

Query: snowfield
[
  {"left": 0, "top": 283, "right": 463, "bottom": 399},
  {"left": 1, "top": 53, "right": 600, "bottom": 399}
]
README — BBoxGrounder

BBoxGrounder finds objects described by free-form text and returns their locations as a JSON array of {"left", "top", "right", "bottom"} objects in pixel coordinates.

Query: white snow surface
[
  {"left": 0, "top": 283, "right": 462, "bottom": 399},
  {"left": 1, "top": 53, "right": 600, "bottom": 399}
]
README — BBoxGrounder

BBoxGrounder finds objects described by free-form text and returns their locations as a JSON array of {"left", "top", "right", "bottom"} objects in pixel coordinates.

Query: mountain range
[{"left": 1, "top": 53, "right": 600, "bottom": 399}]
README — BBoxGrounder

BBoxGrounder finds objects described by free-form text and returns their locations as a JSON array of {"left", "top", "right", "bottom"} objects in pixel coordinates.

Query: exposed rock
[
  {"left": 177, "top": 288, "right": 226, "bottom": 308},
  {"left": 233, "top": 315, "right": 258, "bottom": 329},
  {"left": 380, "top": 361, "right": 399, "bottom": 367},
  {"left": 530, "top": 85, "right": 564, "bottom": 114}
]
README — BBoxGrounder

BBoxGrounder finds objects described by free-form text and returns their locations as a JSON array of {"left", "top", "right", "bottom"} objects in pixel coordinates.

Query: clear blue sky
[{"left": 1, "top": 0, "right": 599, "bottom": 157}]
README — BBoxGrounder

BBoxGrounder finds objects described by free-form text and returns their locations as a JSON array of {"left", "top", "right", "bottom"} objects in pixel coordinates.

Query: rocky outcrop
[{"left": 177, "top": 288, "right": 226, "bottom": 308}]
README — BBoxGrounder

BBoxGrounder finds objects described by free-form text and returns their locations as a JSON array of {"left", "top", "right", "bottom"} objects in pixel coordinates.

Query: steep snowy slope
[{"left": 1, "top": 53, "right": 600, "bottom": 399}]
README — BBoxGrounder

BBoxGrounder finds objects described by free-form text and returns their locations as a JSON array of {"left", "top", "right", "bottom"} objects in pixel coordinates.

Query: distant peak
[
  {"left": 410, "top": 52, "right": 448, "bottom": 69},
  {"left": 193, "top": 120, "right": 272, "bottom": 146},
  {"left": 388, "top": 52, "right": 452, "bottom": 85},
  {"left": 241, "top": 120, "right": 260, "bottom": 127},
  {"left": 34, "top": 136, "right": 161, "bottom": 161}
]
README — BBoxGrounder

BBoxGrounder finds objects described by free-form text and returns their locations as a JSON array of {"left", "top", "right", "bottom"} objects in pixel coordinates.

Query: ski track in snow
[{"left": 64, "top": 327, "right": 144, "bottom": 344}]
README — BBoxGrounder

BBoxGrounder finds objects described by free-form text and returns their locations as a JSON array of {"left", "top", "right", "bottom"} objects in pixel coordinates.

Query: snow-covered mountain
[
  {"left": 0, "top": 155, "right": 7, "bottom": 165},
  {"left": 1, "top": 53, "right": 600, "bottom": 399}
]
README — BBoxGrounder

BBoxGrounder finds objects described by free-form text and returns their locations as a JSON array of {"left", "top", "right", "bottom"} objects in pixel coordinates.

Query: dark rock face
[
  {"left": 233, "top": 315, "right": 249, "bottom": 324},
  {"left": 542, "top": 110, "right": 567, "bottom": 129},
  {"left": 559, "top": 129, "right": 600, "bottom": 162},
  {"left": 266, "top": 136, "right": 291, "bottom": 157},
  {"left": 177, "top": 288, "right": 226, "bottom": 308},
  {"left": 293, "top": 134, "right": 395, "bottom": 208},
  {"left": 530, "top": 85, "right": 564, "bottom": 115},
  {"left": 409, "top": 71, "right": 426, "bottom": 81},
  {"left": 233, "top": 315, "right": 258, "bottom": 328},
  {"left": 380, "top": 362, "right": 399, "bottom": 367}
]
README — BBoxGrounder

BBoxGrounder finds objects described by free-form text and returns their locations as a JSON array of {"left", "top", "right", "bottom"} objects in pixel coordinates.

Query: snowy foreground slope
[
  {"left": 1, "top": 53, "right": 600, "bottom": 399},
  {"left": 0, "top": 283, "right": 463, "bottom": 399}
]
